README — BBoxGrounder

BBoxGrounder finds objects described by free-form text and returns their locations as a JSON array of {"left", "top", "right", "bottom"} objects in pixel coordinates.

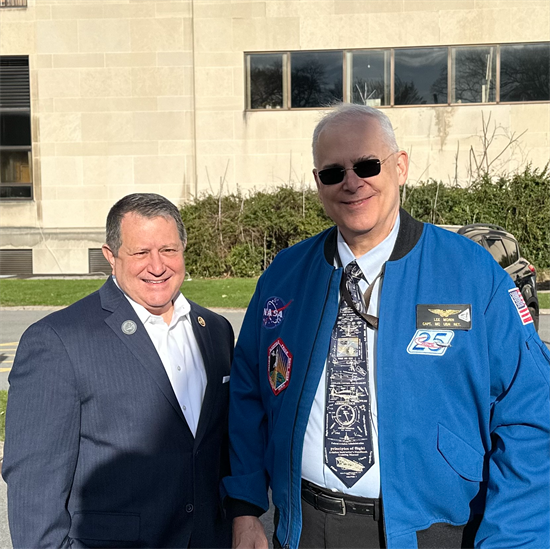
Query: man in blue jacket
[{"left": 223, "top": 104, "right": 550, "bottom": 549}]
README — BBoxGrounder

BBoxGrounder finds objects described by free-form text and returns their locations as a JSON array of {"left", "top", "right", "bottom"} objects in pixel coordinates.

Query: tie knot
[{"left": 345, "top": 261, "right": 364, "bottom": 284}]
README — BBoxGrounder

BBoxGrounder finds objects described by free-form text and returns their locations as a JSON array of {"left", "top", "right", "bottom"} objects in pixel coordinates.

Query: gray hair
[
  {"left": 312, "top": 103, "right": 399, "bottom": 167},
  {"left": 106, "top": 193, "right": 187, "bottom": 256}
]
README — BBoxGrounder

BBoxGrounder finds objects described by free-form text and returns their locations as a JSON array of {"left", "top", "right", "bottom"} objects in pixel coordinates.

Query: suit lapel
[
  {"left": 100, "top": 279, "right": 194, "bottom": 443},
  {"left": 189, "top": 303, "right": 220, "bottom": 447}
]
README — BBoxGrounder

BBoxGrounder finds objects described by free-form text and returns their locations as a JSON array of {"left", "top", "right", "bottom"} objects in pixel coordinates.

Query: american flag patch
[{"left": 508, "top": 288, "right": 533, "bottom": 325}]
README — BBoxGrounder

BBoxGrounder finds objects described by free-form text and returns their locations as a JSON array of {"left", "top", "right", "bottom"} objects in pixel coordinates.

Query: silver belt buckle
[{"left": 321, "top": 492, "right": 346, "bottom": 516}]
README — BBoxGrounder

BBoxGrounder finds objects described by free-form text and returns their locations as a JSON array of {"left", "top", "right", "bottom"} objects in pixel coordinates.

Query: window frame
[
  {"left": 0, "top": 55, "right": 33, "bottom": 201},
  {"left": 245, "top": 41, "right": 550, "bottom": 111}
]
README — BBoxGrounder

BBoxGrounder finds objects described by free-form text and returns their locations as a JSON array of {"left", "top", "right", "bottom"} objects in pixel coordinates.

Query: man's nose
[
  {"left": 341, "top": 167, "right": 365, "bottom": 191},
  {"left": 148, "top": 251, "right": 166, "bottom": 275}
]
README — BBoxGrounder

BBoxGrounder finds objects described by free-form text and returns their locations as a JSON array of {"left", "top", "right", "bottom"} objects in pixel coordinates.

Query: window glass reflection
[
  {"left": 485, "top": 238, "right": 509, "bottom": 268},
  {"left": 500, "top": 43, "right": 550, "bottom": 102},
  {"left": 0, "top": 150, "right": 31, "bottom": 183},
  {"left": 0, "top": 112, "right": 31, "bottom": 146},
  {"left": 451, "top": 46, "right": 496, "bottom": 103},
  {"left": 248, "top": 54, "right": 284, "bottom": 109},
  {"left": 291, "top": 51, "right": 343, "bottom": 108},
  {"left": 348, "top": 50, "right": 390, "bottom": 106},
  {"left": 502, "top": 238, "right": 519, "bottom": 264},
  {"left": 394, "top": 47, "right": 448, "bottom": 105}
]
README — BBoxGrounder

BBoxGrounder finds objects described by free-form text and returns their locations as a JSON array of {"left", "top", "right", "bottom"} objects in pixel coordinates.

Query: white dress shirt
[
  {"left": 115, "top": 280, "right": 207, "bottom": 436},
  {"left": 301, "top": 214, "right": 400, "bottom": 497}
]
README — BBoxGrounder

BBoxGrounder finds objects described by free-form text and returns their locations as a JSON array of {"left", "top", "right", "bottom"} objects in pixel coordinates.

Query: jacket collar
[{"left": 323, "top": 207, "right": 424, "bottom": 264}]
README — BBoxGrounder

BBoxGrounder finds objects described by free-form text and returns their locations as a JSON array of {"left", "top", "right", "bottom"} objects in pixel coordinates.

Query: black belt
[{"left": 301, "top": 479, "right": 380, "bottom": 519}]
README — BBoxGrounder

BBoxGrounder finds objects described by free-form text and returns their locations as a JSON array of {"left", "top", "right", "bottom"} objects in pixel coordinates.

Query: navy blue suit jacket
[{"left": 4, "top": 277, "right": 233, "bottom": 548}]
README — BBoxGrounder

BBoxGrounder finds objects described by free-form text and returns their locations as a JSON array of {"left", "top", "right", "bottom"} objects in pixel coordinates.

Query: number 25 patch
[{"left": 407, "top": 330, "right": 455, "bottom": 356}]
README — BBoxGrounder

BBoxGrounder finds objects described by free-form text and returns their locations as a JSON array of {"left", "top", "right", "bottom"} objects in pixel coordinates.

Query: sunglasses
[{"left": 316, "top": 152, "right": 398, "bottom": 186}]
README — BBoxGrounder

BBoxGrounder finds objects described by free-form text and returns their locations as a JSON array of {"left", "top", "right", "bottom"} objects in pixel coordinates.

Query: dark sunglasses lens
[
  {"left": 354, "top": 159, "right": 381, "bottom": 178},
  {"left": 318, "top": 168, "right": 344, "bottom": 185}
]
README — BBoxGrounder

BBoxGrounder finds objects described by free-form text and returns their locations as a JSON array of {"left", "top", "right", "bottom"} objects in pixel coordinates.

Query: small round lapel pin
[
  {"left": 121, "top": 320, "right": 137, "bottom": 335},
  {"left": 197, "top": 316, "right": 206, "bottom": 327}
]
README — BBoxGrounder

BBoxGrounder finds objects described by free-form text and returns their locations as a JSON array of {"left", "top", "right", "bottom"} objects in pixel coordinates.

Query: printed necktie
[{"left": 325, "top": 260, "right": 374, "bottom": 487}]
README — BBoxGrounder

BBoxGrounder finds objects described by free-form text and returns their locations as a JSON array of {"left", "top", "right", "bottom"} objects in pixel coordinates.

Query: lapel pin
[
  {"left": 121, "top": 320, "right": 137, "bottom": 335},
  {"left": 197, "top": 316, "right": 206, "bottom": 327}
]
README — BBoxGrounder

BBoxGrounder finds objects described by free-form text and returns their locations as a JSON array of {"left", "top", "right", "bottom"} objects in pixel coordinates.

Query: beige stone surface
[
  {"left": 157, "top": 51, "right": 194, "bottom": 67},
  {"left": 104, "top": 2, "right": 156, "bottom": 19},
  {"left": 39, "top": 113, "right": 82, "bottom": 143},
  {"left": 0, "top": 202, "right": 38, "bottom": 228},
  {"left": 81, "top": 112, "right": 134, "bottom": 142},
  {"left": 52, "top": 53, "right": 105, "bottom": 68},
  {"left": 53, "top": 97, "right": 157, "bottom": 113},
  {"left": 194, "top": 17, "right": 234, "bottom": 52},
  {"left": 335, "top": 0, "right": 403, "bottom": 14},
  {"left": 157, "top": 96, "right": 194, "bottom": 111},
  {"left": 51, "top": 3, "right": 104, "bottom": 20},
  {"left": 232, "top": 17, "right": 300, "bottom": 51},
  {"left": 78, "top": 18, "right": 131, "bottom": 53},
  {"left": 133, "top": 156, "right": 186, "bottom": 186},
  {"left": 195, "top": 111, "right": 234, "bottom": 140},
  {"left": 131, "top": 66, "right": 187, "bottom": 97},
  {"left": 36, "top": 68, "right": 80, "bottom": 98},
  {"left": 154, "top": 1, "right": 192, "bottom": 18},
  {"left": 266, "top": 0, "right": 333, "bottom": 17},
  {"left": 36, "top": 19, "right": 78, "bottom": 53},
  {"left": 81, "top": 157, "right": 134, "bottom": 189},
  {"left": 80, "top": 67, "right": 133, "bottom": 98},
  {"left": 300, "top": 15, "right": 372, "bottom": 50},
  {"left": 133, "top": 111, "right": 190, "bottom": 140},
  {"left": 130, "top": 17, "right": 185, "bottom": 52},
  {"left": 40, "top": 156, "right": 83, "bottom": 187},
  {"left": 0, "top": 22, "right": 35, "bottom": 53},
  {"left": 105, "top": 52, "right": 157, "bottom": 68},
  {"left": 509, "top": 7, "right": 550, "bottom": 42}
]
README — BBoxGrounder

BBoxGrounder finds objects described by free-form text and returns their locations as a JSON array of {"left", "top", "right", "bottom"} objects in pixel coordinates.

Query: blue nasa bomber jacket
[{"left": 222, "top": 210, "right": 550, "bottom": 549}]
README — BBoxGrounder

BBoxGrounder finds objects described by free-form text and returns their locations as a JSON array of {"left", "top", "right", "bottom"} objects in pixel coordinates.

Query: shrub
[{"left": 181, "top": 165, "right": 550, "bottom": 277}]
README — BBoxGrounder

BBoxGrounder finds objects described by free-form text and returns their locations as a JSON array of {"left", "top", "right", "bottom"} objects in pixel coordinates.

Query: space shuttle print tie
[{"left": 325, "top": 260, "right": 374, "bottom": 487}]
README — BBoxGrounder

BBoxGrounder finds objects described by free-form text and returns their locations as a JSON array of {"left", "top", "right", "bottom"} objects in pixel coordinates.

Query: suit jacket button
[{"left": 186, "top": 504, "right": 194, "bottom": 513}]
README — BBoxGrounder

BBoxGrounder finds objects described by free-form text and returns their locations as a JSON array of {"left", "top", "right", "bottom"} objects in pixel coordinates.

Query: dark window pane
[
  {"left": 452, "top": 46, "right": 496, "bottom": 103},
  {"left": 502, "top": 237, "right": 519, "bottom": 264},
  {"left": 394, "top": 47, "right": 448, "bottom": 105},
  {"left": 0, "top": 184, "right": 32, "bottom": 199},
  {"left": 291, "top": 51, "right": 343, "bottom": 108},
  {"left": 0, "top": 150, "right": 31, "bottom": 183},
  {"left": 500, "top": 43, "right": 550, "bottom": 102},
  {"left": 248, "top": 54, "right": 284, "bottom": 109},
  {"left": 349, "top": 50, "right": 390, "bottom": 106},
  {"left": 485, "top": 238, "right": 509, "bottom": 268},
  {"left": 0, "top": 111, "right": 31, "bottom": 146}
]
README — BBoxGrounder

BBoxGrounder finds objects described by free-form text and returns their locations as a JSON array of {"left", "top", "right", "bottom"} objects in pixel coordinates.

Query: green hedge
[{"left": 181, "top": 165, "right": 550, "bottom": 277}]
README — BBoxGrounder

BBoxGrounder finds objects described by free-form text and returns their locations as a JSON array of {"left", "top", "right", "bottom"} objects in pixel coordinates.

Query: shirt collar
[
  {"left": 336, "top": 213, "right": 401, "bottom": 284},
  {"left": 112, "top": 276, "right": 190, "bottom": 327}
]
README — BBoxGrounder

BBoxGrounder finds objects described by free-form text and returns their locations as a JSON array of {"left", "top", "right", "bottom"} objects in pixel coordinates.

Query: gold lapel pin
[{"left": 198, "top": 316, "right": 206, "bottom": 327}]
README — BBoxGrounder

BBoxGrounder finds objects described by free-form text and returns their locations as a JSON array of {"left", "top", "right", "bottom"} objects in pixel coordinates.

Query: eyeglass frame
[{"left": 314, "top": 151, "right": 400, "bottom": 186}]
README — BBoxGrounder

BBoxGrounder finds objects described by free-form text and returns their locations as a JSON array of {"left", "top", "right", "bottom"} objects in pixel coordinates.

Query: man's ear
[
  {"left": 396, "top": 150, "right": 409, "bottom": 187},
  {"left": 102, "top": 245, "right": 116, "bottom": 274}
]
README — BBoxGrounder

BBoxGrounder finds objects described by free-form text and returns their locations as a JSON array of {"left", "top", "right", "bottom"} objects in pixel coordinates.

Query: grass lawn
[
  {"left": 0, "top": 390, "right": 6, "bottom": 441},
  {"left": 540, "top": 292, "right": 550, "bottom": 309},
  {"left": 0, "top": 278, "right": 258, "bottom": 309}
]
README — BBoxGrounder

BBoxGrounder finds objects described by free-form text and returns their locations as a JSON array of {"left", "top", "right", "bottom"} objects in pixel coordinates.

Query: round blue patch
[{"left": 262, "top": 296, "right": 291, "bottom": 329}]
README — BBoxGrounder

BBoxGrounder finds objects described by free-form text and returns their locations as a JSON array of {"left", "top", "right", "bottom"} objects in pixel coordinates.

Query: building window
[
  {"left": 247, "top": 53, "right": 286, "bottom": 109},
  {"left": 500, "top": 42, "right": 550, "bottom": 102},
  {"left": 88, "top": 249, "right": 112, "bottom": 276},
  {"left": 0, "top": 0, "right": 27, "bottom": 7},
  {"left": 394, "top": 47, "right": 448, "bottom": 105},
  {"left": 290, "top": 51, "right": 343, "bottom": 108},
  {"left": 0, "top": 56, "right": 32, "bottom": 200},
  {"left": 246, "top": 42, "right": 550, "bottom": 110},
  {"left": 451, "top": 46, "right": 496, "bottom": 103},
  {"left": 347, "top": 50, "right": 390, "bottom": 106}
]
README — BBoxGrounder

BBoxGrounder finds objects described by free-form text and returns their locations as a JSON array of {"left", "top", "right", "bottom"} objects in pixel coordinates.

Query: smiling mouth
[
  {"left": 343, "top": 196, "right": 373, "bottom": 206},
  {"left": 143, "top": 278, "right": 170, "bottom": 284}
]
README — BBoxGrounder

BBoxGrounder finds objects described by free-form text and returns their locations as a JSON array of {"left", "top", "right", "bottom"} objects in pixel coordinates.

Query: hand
[{"left": 232, "top": 515, "right": 268, "bottom": 549}]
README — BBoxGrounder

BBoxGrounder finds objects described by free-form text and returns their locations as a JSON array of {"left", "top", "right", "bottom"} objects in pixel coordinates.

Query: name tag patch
[
  {"left": 508, "top": 288, "right": 533, "bottom": 325},
  {"left": 407, "top": 330, "right": 455, "bottom": 356},
  {"left": 268, "top": 338, "right": 293, "bottom": 395},
  {"left": 416, "top": 304, "right": 471, "bottom": 330}
]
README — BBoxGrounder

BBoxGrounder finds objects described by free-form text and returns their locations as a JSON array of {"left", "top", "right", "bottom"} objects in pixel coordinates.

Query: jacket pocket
[
  {"left": 437, "top": 423, "right": 484, "bottom": 482},
  {"left": 69, "top": 511, "right": 140, "bottom": 542}
]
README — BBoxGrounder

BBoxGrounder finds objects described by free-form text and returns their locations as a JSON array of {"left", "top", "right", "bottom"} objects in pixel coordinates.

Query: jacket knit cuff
[{"left": 224, "top": 497, "right": 265, "bottom": 520}]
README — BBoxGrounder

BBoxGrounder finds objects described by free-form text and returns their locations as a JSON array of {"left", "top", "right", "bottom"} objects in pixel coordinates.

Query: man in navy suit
[{"left": 3, "top": 193, "right": 233, "bottom": 548}]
